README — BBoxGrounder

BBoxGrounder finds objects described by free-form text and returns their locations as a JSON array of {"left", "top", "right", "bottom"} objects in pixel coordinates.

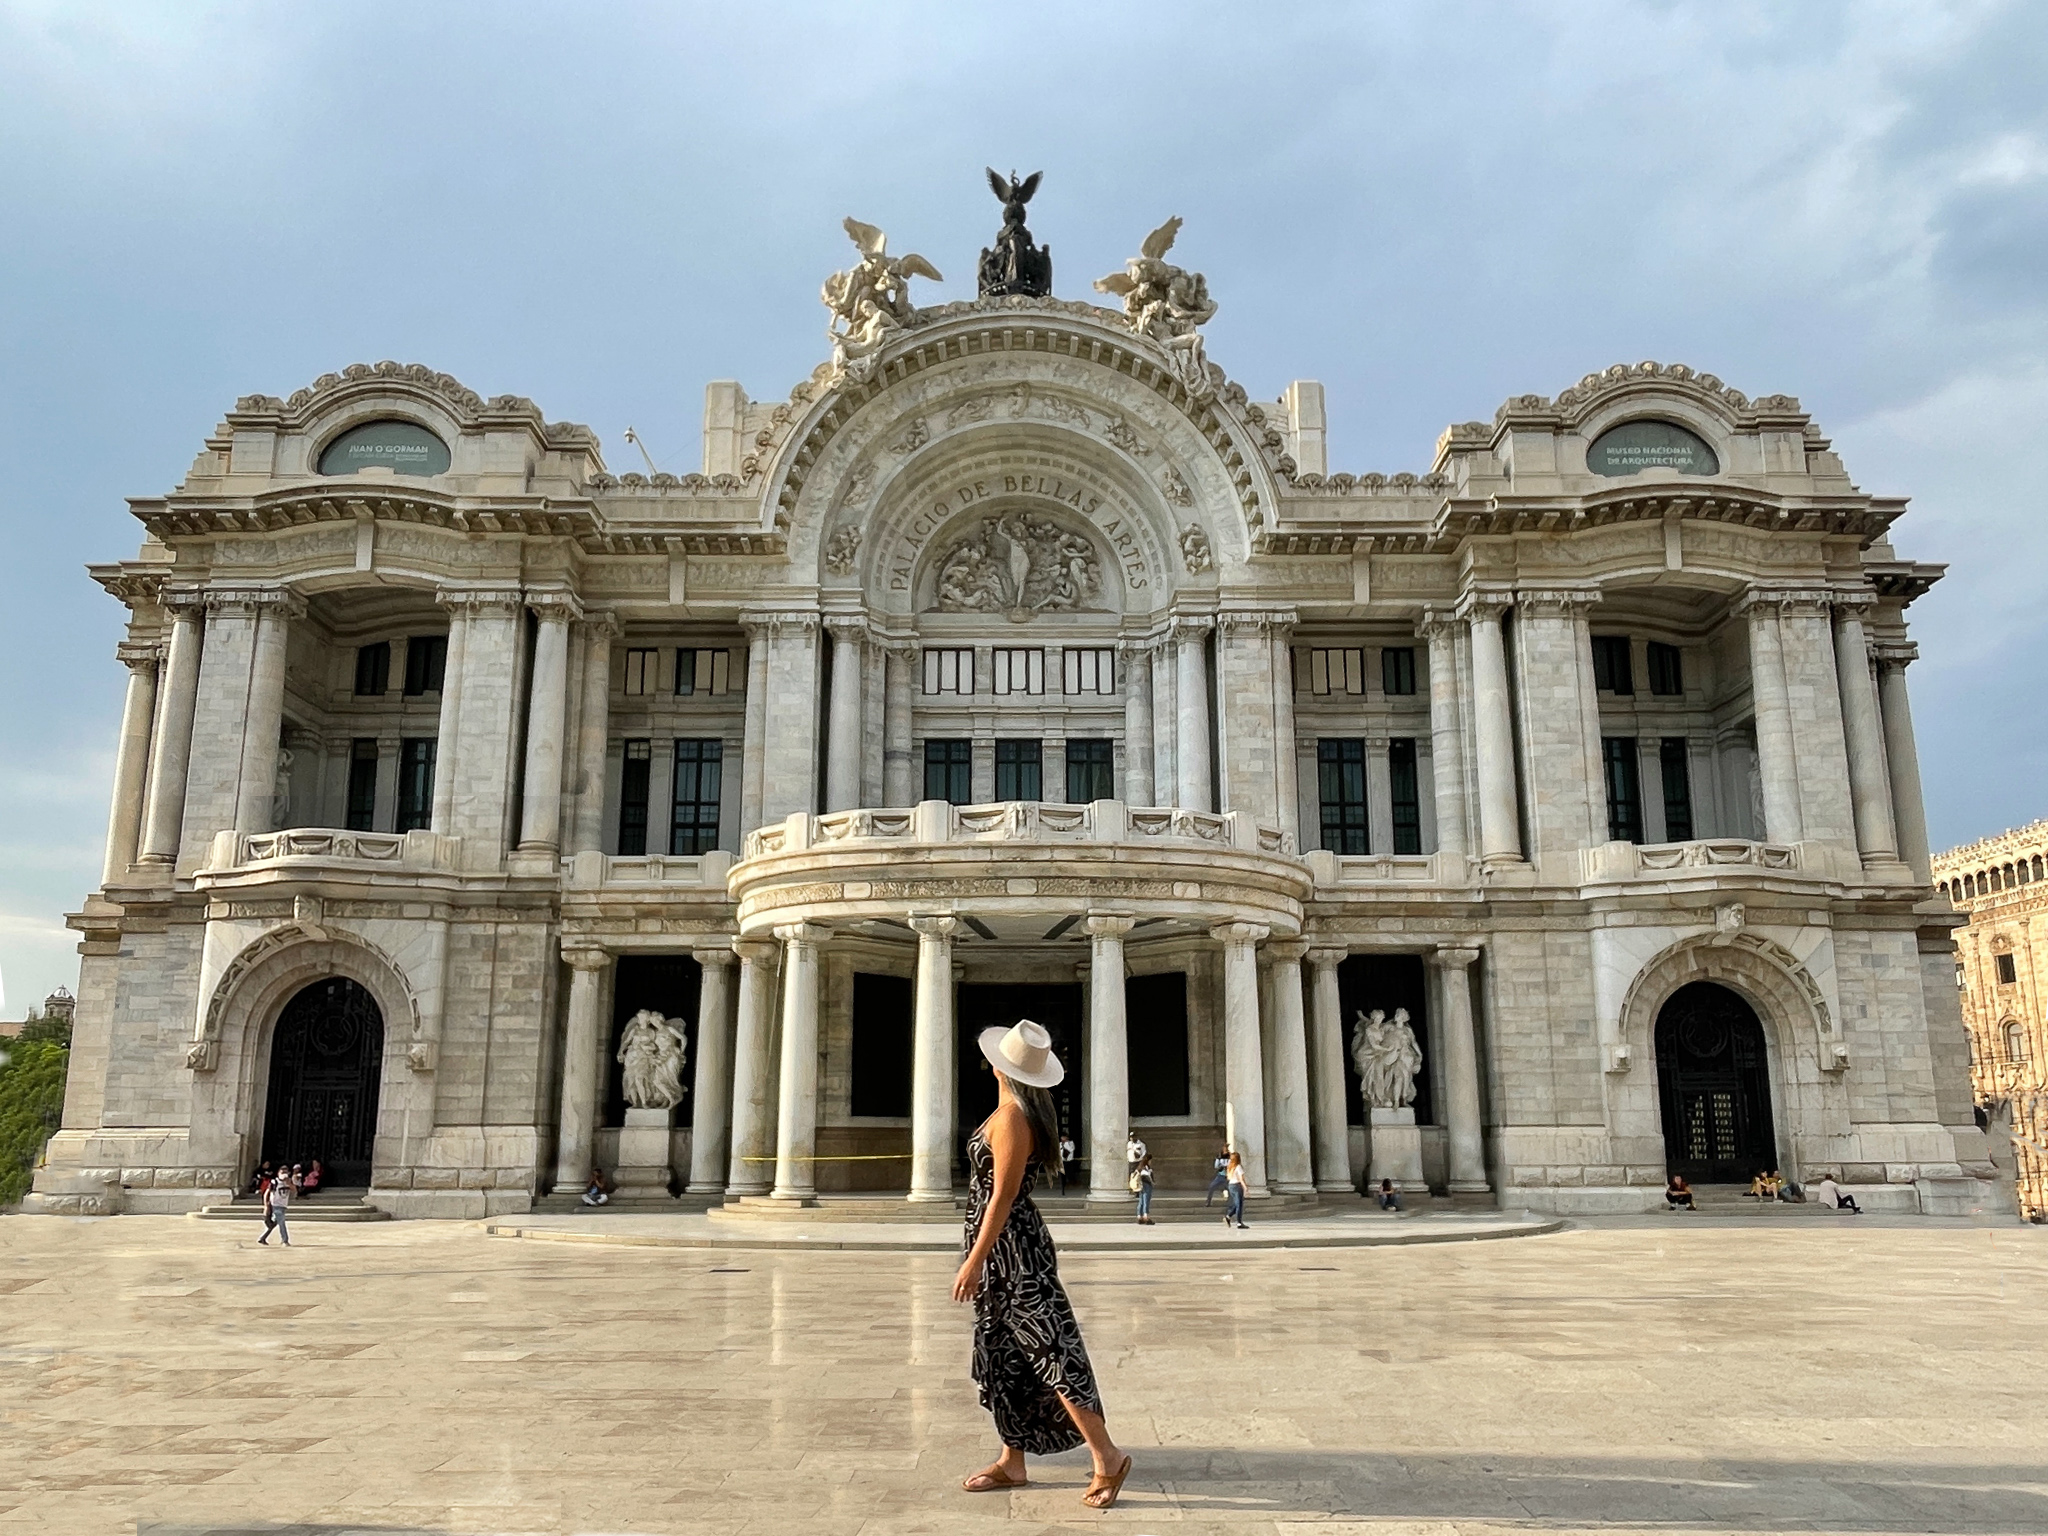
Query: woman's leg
[{"left": 1055, "top": 1393, "right": 1126, "bottom": 1481}]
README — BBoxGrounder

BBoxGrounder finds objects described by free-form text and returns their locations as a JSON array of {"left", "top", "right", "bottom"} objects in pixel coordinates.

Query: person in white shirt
[
  {"left": 1815, "top": 1174, "right": 1862, "bottom": 1214},
  {"left": 1057, "top": 1135, "right": 1076, "bottom": 1194},
  {"left": 258, "top": 1170, "right": 292, "bottom": 1246}
]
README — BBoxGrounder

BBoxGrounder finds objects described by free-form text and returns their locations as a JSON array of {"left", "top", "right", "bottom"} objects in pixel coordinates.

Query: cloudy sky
[{"left": 1, "top": 1, "right": 2044, "bottom": 1011}]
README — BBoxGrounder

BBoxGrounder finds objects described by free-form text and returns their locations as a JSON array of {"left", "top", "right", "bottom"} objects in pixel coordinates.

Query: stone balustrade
[
  {"left": 1580, "top": 837, "right": 1801, "bottom": 885},
  {"left": 198, "top": 826, "right": 463, "bottom": 877},
  {"left": 742, "top": 799, "right": 1294, "bottom": 861},
  {"left": 561, "top": 849, "right": 736, "bottom": 889}
]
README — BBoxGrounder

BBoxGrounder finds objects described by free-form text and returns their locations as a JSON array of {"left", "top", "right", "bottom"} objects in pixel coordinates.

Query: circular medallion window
[
  {"left": 1587, "top": 419, "right": 1719, "bottom": 477},
  {"left": 317, "top": 419, "right": 451, "bottom": 476}
]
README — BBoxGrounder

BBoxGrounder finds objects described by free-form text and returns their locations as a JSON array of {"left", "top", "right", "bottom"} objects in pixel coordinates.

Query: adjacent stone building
[
  {"left": 1934, "top": 821, "right": 2048, "bottom": 1220},
  {"left": 30, "top": 204, "right": 2004, "bottom": 1217}
]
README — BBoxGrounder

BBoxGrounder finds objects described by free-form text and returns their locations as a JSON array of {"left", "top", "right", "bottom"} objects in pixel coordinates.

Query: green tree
[{"left": 0, "top": 1038, "right": 69, "bottom": 1206}]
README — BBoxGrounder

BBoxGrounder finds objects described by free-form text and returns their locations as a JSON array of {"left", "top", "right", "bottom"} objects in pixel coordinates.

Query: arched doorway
[
  {"left": 1655, "top": 981, "right": 1777, "bottom": 1183},
  {"left": 261, "top": 977, "right": 384, "bottom": 1187}
]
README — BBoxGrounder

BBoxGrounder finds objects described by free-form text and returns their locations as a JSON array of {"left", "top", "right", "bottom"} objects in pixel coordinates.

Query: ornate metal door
[
  {"left": 1655, "top": 981, "right": 1776, "bottom": 1184},
  {"left": 260, "top": 977, "right": 384, "bottom": 1187}
]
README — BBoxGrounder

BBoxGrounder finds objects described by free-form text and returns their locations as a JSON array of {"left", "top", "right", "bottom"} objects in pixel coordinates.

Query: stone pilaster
[
  {"left": 1417, "top": 609, "right": 1468, "bottom": 861},
  {"left": 516, "top": 594, "right": 580, "bottom": 853},
  {"left": 1214, "top": 921, "right": 1270, "bottom": 1196},
  {"left": 139, "top": 591, "right": 203, "bottom": 865},
  {"left": 1174, "top": 616, "right": 1214, "bottom": 812},
  {"left": 1460, "top": 591, "right": 1521, "bottom": 863},
  {"left": 740, "top": 619, "right": 772, "bottom": 834},
  {"left": 1085, "top": 913, "right": 1135, "bottom": 1203},
  {"left": 434, "top": 586, "right": 526, "bottom": 854},
  {"left": 823, "top": 615, "right": 866, "bottom": 812},
  {"left": 882, "top": 640, "right": 916, "bottom": 807},
  {"left": 725, "top": 939, "right": 780, "bottom": 1196},
  {"left": 770, "top": 923, "right": 828, "bottom": 1201},
  {"left": 1263, "top": 939, "right": 1315, "bottom": 1194},
  {"left": 550, "top": 948, "right": 612, "bottom": 1193},
  {"left": 1739, "top": 591, "right": 1803, "bottom": 842},
  {"left": 1430, "top": 945, "right": 1489, "bottom": 1193},
  {"left": 430, "top": 605, "right": 469, "bottom": 834},
  {"left": 1306, "top": 947, "right": 1353, "bottom": 1192},
  {"left": 1510, "top": 587, "right": 1605, "bottom": 856},
  {"left": 567, "top": 611, "right": 617, "bottom": 854},
  {"left": 1831, "top": 595, "right": 1900, "bottom": 865},
  {"left": 1874, "top": 641, "right": 1932, "bottom": 881},
  {"left": 746, "top": 611, "right": 822, "bottom": 827},
  {"left": 1149, "top": 641, "right": 1178, "bottom": 804},
  {"left": 687, "top": 946, "right": 738, "bottom": 1193},
  {"left": 103, "top": 642, "right": 161, "bottom": 884},
  {"left": 178, "top": 585, "right": 304, "bottom": 860},
  {"left": 1118, "top": 640, "right": 1154, "bottom": 806},
  {"left": 1778, "top": 589, "right": 1857, "bottom": 846},
  {"left": 1271, "top": 618, "right": 1300, "bottom": 841},
  {"left": 907, "top": 914, "right": 958, "bottom": 1201}
]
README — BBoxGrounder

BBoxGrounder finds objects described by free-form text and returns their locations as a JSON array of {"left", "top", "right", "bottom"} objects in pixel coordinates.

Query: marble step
[{"left": 190, "top": 1193, "right": 391, "bottom": 1222}]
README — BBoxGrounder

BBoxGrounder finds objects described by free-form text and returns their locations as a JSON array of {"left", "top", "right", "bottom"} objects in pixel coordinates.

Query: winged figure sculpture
[
  {"left": 823, "top": 217, "right": 943, "bottom": 381},
  {"left": 1095, "top": 216, "right": 1216, "bottom": 395}
]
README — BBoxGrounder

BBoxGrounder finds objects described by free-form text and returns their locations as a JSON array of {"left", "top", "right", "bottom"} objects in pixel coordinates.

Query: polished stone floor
[{"left": 3, "top": 1212, "right": 2045, "bottom": 1535}]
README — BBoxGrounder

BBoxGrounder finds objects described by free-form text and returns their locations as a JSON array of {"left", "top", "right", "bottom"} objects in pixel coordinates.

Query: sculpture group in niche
[
  {"left": 1352, "top": 1008, "right": 1423, "bottom": 1109},
  {"left": 822, "top": 219, "right": 943, "bottom": 384},
  {"left": 1095, "top": 217, "right": 1219, "bottom": 398},
  {"left": 931, "top": 512, "right": 1103, "bottom": 616},
  {"left": 618, "top": 1010, "right": 689, "bottom": 1111}
]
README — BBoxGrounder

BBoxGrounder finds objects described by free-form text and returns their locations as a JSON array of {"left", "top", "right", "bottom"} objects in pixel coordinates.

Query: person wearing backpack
[
  {"left": 258, "top": 1166, "right": 293, "bottom": 1246},
  {"left": 1130, "top": 1155, "right": 1155, "bottom": 1224}
]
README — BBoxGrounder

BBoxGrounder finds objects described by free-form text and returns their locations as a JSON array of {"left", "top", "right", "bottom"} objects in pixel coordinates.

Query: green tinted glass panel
[
  {"left": 317, "top": 419, "right": 451, "bottom": 476},
  {"left": 1587, "top": 420, "right": 1719, "bottom": 477}
]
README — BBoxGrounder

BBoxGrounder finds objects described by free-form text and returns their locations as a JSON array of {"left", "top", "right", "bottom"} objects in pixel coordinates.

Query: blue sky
[{"left": 2, "top": 1, "right": 2044, "bottom": 1012}]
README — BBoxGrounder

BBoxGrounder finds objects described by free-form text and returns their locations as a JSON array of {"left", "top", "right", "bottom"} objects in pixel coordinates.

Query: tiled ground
[{"left": 3, "top": 1213, "right": 2045, "bottom": 1535}]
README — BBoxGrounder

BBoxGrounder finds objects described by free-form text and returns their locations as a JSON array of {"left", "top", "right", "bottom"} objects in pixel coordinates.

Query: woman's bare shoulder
[{"left": 985, "top": 1100, "right": 1031, "bottom": 1142}]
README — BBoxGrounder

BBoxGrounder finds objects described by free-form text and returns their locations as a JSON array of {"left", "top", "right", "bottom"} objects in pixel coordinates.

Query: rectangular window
[
  {"left": 1381, "top": 647, "right": 1417, "bottom": 696},
  {"left": 402, "top": 634, "right": 447, "bottom": 696},
  {"left": 395, "top": 737, "right": 435, "bottom": 833},
  {"left": 1648, "top": 641, "right": 1684, "bottom": 696},
  {"left": 995, "top": 739, "right": 1042, "bottom": 800},
  {"left": 1388, "top": 737, "right": 1422, "bottom": 855},
  {"left": 849, "top": 973, "right": 914, "bottom": 1117},
  {"left": 1062, "top": 647, "right": 1115, "bottom": 695},
  {"left": 923, "top": 739, "right": 972, "bottom": 804},
  {"left": 618, "top": 739, "right": 651, "bottom": 855},
  {"left": 353, "top": 641, "right": 390, "bottom": 697},
  {"left": 674, "top": 648, "right": 732, "bottom": 696},
  {"left": 1317, "top": 738, "right": 1370, "bottom": 854},
  {"left": 669, "top": 739, "right": 723, "bottom": 855},
  {"left": 1997, "top": 952, "right": 2018, "bottom": 986},
  {"left": 345, "top": 738, "right": 379, "bottom": 831},
  {"left": 623, "top": 648, "right": 660, "bottom": 696},
  {"left": 1592, "top": 635, "right": 1634, "bottom": 695},
  {"left": 1660, "top": 737, "right": 1694, "bottom": 842},
  {"left": 1066, "top": 738, "right": 1114, "bottom": 803},
  {"left": 922, "top": 648, "right": 975, "bottom": 695},
  {"left": 1306, "top": 648, "right": 1366, "bottom": 696},
  {"left": 992, "top": 648, "right": 1044, "bottom": 696},
  {"left": 1603, "top": 736, "right": 1643, "bottom": 843}
]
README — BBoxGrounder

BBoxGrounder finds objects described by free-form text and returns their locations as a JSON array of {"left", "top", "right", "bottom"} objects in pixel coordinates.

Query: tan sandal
[
  {"left": 962, "top": 1464, "right": 1026, "bottom": 1492},
  {"left": 1082, "top": 1453, "right": 1132, "bottom": 1510}
]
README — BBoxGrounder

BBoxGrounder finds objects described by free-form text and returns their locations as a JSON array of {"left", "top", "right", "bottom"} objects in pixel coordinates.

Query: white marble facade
[{"left": 30, "top": 230, "right": 2007, "bottom": 1217}]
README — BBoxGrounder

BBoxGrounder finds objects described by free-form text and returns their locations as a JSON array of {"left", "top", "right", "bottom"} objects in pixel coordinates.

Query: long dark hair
[{"left": 999, "top": 1073, "right": 1062, "bottom": 1164}]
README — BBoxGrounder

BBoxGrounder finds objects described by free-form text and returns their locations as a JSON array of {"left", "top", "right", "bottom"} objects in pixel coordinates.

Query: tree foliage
[{"left": 0, "top": 1039, "right": 69, "bottom": 1206}]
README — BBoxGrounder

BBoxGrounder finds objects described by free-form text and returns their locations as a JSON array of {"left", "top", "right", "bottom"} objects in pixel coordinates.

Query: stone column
[
  {"left": 725, "top": 938, "right": 780, "bottom": 1196},
  {"left": 1085, "top": 914, "right": 1135, "bottom": 1203},
  {"left": 883, "top": 641, "right": 916, "bottom": 806},
  {"left": 740, "top": 620, "right": 771, "bottom": 834},
  {"left": 1417, "top": 611, "right": 1468, "bottom": 861},
  {"left": 1263, "top": 939, "right": 1315, "bottom": 1194},
  {"left": 1740, "top": 593, "right": 1803, "bottom": 843},
  {"left": 1271, "top": 625, "right": 1299, "bottom": 843},
  {"left": 1175, "top": 617, "right": 1214, "bottom": 812},
  {"left": 140, "top": 595, "right": 202, "bottom": 865},
  {"left": 430, "top": 603, "right": 470, "bottom": 834},
  {"left": 516, "top": 598, "right": 576, "bottom": 853},
  {"left": 1832, "top": 598, "right": 1899, "bottom": 863},
  {"left": 1306, "top": 947, "right": 1353, "bottom": 1193},
  {"left": 1464, "top": 595, "right": 1521, "bottom": 862},
  {"left": 1367, "top": 737, "right": 1395, "bottom": 854},
  {"left": 907, "top": 914, "right": 958, "bottom": 1202},
  {"left": 103, "top": 643, "right": 161, "bottom": 884},
  {"left": 1150, "top": 642, "right": 1177, "bottom": 803},
  {"left": 1119, "top": 641, "right": 1154, "bottom": 806},
  {"left": 770, "top": 923, "right": 827, "bottom": 1202},
  {"left": 551, "top": 948, "right": 612, "bottom": 1193},
  {"left": 1874, "top": 641, "right": 1933, "bottom": 881},
  {"left": 568, "top": 612, "right": 615, "bottom": 853},
  {"left": 1430, "top": 945, "right": 1489, "bottom": 1193},
  {"left": 824, "top": 616, "right": 865, "bottom": 812},
  {"left": 686, "top": 946, "right": 738, "bottom": 1193},
  {"left": 1214, "top": 922, "right": 1271, "bottom": 1196},
  {"left": 233, "top": 591, "right": 296, "bottom": 833}
]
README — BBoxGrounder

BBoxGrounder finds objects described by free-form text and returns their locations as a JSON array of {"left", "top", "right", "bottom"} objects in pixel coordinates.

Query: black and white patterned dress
[{"left": 964, "top": 1126, "right": 1104, "bottom": 1454}]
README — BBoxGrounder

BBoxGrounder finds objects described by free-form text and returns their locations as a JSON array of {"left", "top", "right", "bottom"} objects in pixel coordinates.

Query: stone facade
[
  {"left": 1934, "top": 821, "right": 2048, "bottom": 1220},
  {"left": 29, "top": 228, "right": 2003, "bottom": 1218}
]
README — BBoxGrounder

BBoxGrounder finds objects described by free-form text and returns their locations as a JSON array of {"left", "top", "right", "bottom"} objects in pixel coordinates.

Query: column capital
[
  {"left": 527, "top": 589, "right": 585, "bottom": 624},
  {"left": 1828, "top": 588, "right": 1878, "bottom": 618},
  {"left": 1171, "top": 614, "right": 1215, "bottom": 643},
  {"left": 1871, "top": 639, "right": 1919, "bottom": 670},
  {"left": 1415, "top": 606, "right": 1460, "bottom": 643},
  {"left": 563, "top": 946, "right": 612, "bottom": 972},
  {"left": 1736, "top": 584, "right": 1834, "bottom": 618},
  {"left": 1454, "top": 586, "right": 1514, "bottom": 624},
  {"left": 1306, "top": 946, "right": 1349, "bottom": 972},
  {"left": 437, "top": 584, "right": 527, "bottom": 618},
  {"left": 773, "top": 922, "right": 831, "bottom": 946},
  {"left": 1116, "top": 635, "right": 1157, "bottom": 663},
  {"left": 693, "top": 942, "right": 739, "bottom": 969},
  {"left": 741, "top": 608, "right": 820, "bottom": 638},
  {"left": 908, "top": 913, "right": 959, "bottom": 940},
  {"left": 161, "top": 584, "right": 208, "bottom": 619},
  {"left": 1210, "top": 921, "right": 1270, "bottom": 946},
  {"left": 576, "top": 607, "right": 622, "bottom": 640},
  {"left": 732, "top": 938, "right": 779, "bottom": 965},
  {"left": 115, "top": 640, "right": 166, "bottom": 671},
  {"left": 1216, "top": 607, "right": 1297, "bottom": 638},
  {"left": 1265, "top": 938, "right": 1310, "bottom": 964},
  {"left": 822, "top": 612, "right": 870, "bottom": 640},
  {"left": 1085, "top": 912, "right": 1136, "bottom": 940},
  {"left": 1513, "top": 585, "right": 1602, "bottom": 617},
  {"left": 203, "top": 583, "right": 306, "bottom": 621},
  {"left": 1427, "top": 944, "right": 1481, "bottom": 971}
]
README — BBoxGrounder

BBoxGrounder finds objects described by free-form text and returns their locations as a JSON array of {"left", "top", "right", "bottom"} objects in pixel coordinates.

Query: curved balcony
[{"left": 195, "top": 827, "right": 466, "bottom": 888}]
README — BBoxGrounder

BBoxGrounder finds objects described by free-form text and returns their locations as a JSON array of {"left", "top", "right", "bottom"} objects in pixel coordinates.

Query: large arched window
[{"left": 318, "top": 419, "right": 451, "bottom": 476}]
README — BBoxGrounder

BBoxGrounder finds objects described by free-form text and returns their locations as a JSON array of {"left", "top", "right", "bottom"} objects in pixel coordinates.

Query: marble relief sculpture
[
  {"left": 823, "top": 523, "right": 862, "bottom": 575},
  {"left": 1178, "top": 522, "right": 1212, "bottom": 573},
  {"left": 1095, "top": 217, "right": 1219, "bottom": 398},
  {"left": 617, "top": 1010, "right": 688, "bottom": 1111},
  {"left": 931, "top": 513, "right": 1102, "bottom": 616},
  {"left": 1352, "top": 1008, "right": 1423, "bottom": 1109},
  {"left": 822, "top": 218, "right": 943, "bottom": 384}
]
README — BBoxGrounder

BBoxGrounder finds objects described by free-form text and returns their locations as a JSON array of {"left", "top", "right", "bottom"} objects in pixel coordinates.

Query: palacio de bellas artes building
[{"left": 30, "top": 176, "right": 2009, "bottom": 1223}]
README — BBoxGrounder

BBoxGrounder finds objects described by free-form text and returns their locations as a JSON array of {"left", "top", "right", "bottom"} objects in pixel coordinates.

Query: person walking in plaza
[
  {"left": 258, "top": 1166, "right": 293, "bottom": 1246},
  {"left": 954, "top": 1020, "right": 1131, "bottom": 1511},
  {"left": 1133, "top": 1154, "right": 1155, "bottom": 1225},
  {"left": 1204, "top": 1144, "right": 1230, "bottom": 1206},
  {"left": 1222, "top": 1149, "right": 1249, "bottom": 1229}
]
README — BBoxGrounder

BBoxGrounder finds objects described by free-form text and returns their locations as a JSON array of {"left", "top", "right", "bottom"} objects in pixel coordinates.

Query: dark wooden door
[
  {"left": 261, "top": 978, "right": 384, "bottom": 1186},
  {"left": 1656, "top": 981, "right": 1776, "bottom": 1184}
]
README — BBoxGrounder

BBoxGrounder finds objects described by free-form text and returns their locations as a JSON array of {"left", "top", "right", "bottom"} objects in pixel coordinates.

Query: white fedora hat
[{"left": 977, "top": 1019, "right": 1065, "bottom": 1089}]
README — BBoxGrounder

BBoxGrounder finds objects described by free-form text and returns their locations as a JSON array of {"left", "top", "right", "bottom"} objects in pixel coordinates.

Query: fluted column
[
  {"left": 551, "top": 948, "right": 613, "bottom": 1192},
  {"left": 824, "top": 616, "right": 865, "bottom": 812},
  {"left": 883, "top": 641, "right": 916, "bottom": 807},
  {"left": 1874, "top": 641, "right": 1932, "bottom": 881},
  {"left": 1270, "top": 624, "right": 1299, "bottom": 843},
  {"left": 1150, "top": 642, "right": 1177, "bottom": 803},
  {"left": 1119, "top": 642, "right": 1154, "bottom": 806},
  {"left": 1306, "top": 947, "right": 1352, "bottom": 1192},
  {"left": 739, "top": 618, "right": 771, "bottom": 834},
  {"left": 517, "top": 598, "right": 577, "bottom": 853},
  {"left": 1431, "top": 945, "right": 1488, "bottom": 1193},
  {"left": 139, "top": 594, "right": 202, "bottom": 865},
  {"left": 770, "top": 923, "right": 828, "bottom": 1201},
  {"left": 1740, "top": 593, "right": 1803, "bottom": 843},
  {"left": 234, "top": 591, "right": 297, "bottom": 833},
  {"left": 1463, "top": 594, "right": 1520, "bottom": 862},
  {"left": 1085, "top": 914, "right": 1135, "bottom": 1202},
  {"left": 1214, "top": 921, "right": 1271, "bottom": 1196},
  {"left": 568, "top": 612, "right": 616, "bottom": 853},
  {"left": 104, "top": 643, "right": 161, "bottom": 884},
  {"left": 686, "top": 946, "right": 738, "bottom": 1192},
  {"left": 430, "top": 603, "right": 470, "bottom": 834},
  {"left": 725, "top": 939, "right": 780, "bottom": 1196},
  {"left": 1831, "top": 597, "right": 1899, "bottom": 863},
  {"left": 907, "top": 914, "right": 958, "bottom": 1202},
  {"left": 1417, "top": 610, "right": 1468, "bottom": 861},
  {"left": 1175, "top": 617, "right": 1214, "bottom": 812},
  {"left": 1263, "top": 939, "right": 1315, "bottom": 1194}
]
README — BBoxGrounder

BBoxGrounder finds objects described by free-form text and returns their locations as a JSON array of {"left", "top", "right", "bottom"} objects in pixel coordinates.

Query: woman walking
[
  {"left": 1222, "top": 1149, "right": 1249, "bottom": 1229},
  {"left": 954, "top": 1020, "right": 1132, "bottom": 1510}
]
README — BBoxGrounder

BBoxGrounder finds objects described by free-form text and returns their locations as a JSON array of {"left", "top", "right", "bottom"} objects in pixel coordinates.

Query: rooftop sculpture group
[
  {"left": 822, "top": 218, "right": 944, "bottom": 384},
  {"left": 1094, "top": 216, "right": 1219, "bottom": 399}
]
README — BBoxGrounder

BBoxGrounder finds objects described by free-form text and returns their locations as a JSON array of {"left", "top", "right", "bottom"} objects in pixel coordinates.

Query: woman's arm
[{"left": 952, "top": 1105, "right": 1031, "bottom": 1302}]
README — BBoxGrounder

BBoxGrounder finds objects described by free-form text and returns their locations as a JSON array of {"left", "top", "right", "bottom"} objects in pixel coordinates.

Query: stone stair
[
  {"left": 706, "top": 1189, "right": 1365, "bottom": 1224},
  {"left": 191, "top": 1190, "right": 391, "bottom": 1222},
  {"left": 527, "top": 1190, "right": 725, "bottom": 1216}
]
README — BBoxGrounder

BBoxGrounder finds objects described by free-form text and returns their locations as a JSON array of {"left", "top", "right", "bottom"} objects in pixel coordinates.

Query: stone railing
[
  {"left": 1580, "top": 838, "right": 1800, "bottom": 884},
  {"left": 201, "top": 827, "right": 462, "bottom": 875},
  {"left": 742, "top": 800, "right": 1297, "bottom": 862},
  {"left": 562, "top": 849, "right": 736, "bottom": 889}
]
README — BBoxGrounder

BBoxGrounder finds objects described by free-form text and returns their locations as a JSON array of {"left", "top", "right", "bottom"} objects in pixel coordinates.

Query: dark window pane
[
  {"left": 1065, "top": 738, "right": 1113, "bottom": 803},
  {"left": 1660, "top": 737, "right": 1693, "bottom": 841},
  {"left": 618, "top": 739, "right": 651, "bottom": 855},
  {"left": 1126, "top": 972, "right": 1190, "bottom": 1116},
  {"left": 1592, "top": 635, "right": 1634, "bottom": 695},
  {"left": 1381, "top": 647, "right": 1417, "bottom": 696},
  {"left": 924, "top": 740, "right": 972, "bottom": 805},
  {"left": 850, "top": 973, "right": 914, "bottom": 1117},
  {"left": 670, "top": 739, "right": 723, "bottom": 855},
  {"left": 1317, "top": 738, "right": 1370, "bottom": 855},
  {"left": 395, "top": 738, "right": 435, "bottom": 832},
  {"left": 345, "top": 738, "right": 379, "bottom": 831},
  {"left": 1603, "top": 737, "right": 1643, "bottom": 843},
  {"left": 1388, "top": 737, "right": 1422, "bottom": 855},
  {"left": 995, "top": 739, "right": 1042, "bottom": 801},
  {"left": 354, "top": 642, "right": 390, "bottom": 697},
  {"left": 1997, "top": 953, "right": 2017, "bottom": 985},
  {"left": 1648, "top": 641, "right": 1684, "bottom": 696},
  {"left": 403, "top": 634, "right": 447, "bottom": 696}
]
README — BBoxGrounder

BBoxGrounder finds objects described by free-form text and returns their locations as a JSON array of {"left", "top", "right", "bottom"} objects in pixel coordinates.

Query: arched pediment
[
  {"left": 1618, "top": 928, "right": 1844, "bottom": 1073},
  {"left": 188, "top": 921, "right": 423, "bottom": 1076}
]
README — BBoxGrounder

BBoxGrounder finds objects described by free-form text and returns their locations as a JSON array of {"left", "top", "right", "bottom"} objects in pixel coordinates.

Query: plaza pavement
[{"left": 2, "top": 1209, "right": 2044, "bottom": 1535}]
